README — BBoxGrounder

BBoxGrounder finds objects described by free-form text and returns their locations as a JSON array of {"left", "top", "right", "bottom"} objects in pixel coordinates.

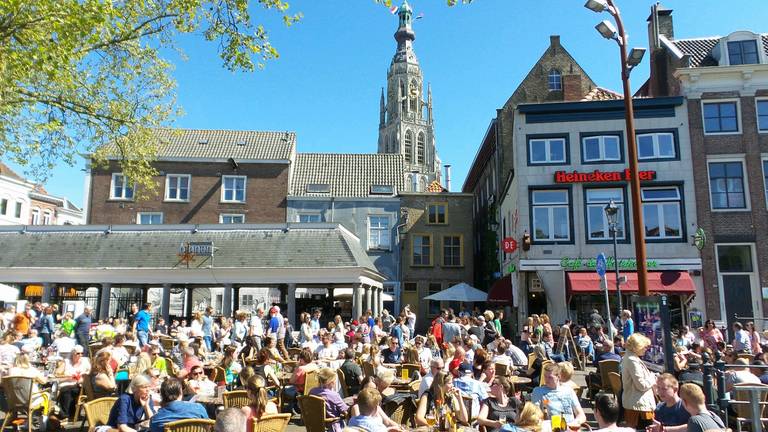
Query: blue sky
[{"left": 9, "top": 0, "right": 766, "bottom": 207}]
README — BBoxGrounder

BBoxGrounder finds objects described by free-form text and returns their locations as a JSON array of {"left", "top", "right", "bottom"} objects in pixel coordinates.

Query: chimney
[
  {"left": 411, "top": 172, "right": 419, "bottom": 192},
  {"left": 647, "top": 3, "right": 674, "bottom": 50},
  {"left": 646, "top": 3, "right": 675, "bottom": 97},
  {"left": 549, "top": 35, "right": 561, "bottom": 54},
  {"left": 444, "top": 165, "right": 452, "bottom": 192},
  {"left": 562, "top": 74, "right": 583, "bottom": 101}
]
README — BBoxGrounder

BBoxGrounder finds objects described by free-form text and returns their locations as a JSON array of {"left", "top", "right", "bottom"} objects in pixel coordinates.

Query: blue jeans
[
  {"left": 137, "top": 330, "right": 149, "bottom": 347},
  {"left": 203, "top": 336, "right": 212, "bottom": 351}
]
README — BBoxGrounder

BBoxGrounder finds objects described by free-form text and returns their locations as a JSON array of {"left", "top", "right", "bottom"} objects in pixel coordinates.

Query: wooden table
[
  {"left": 509, "top": 376, "right": 532, "bottom": 385},
  {"left": 195, "top": 394, "right": 223, "bottom": 405}
]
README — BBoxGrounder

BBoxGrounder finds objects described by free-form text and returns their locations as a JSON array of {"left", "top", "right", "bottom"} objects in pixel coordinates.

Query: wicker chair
[
  {"left": 208, "top": 366, "right": 226, "bottom": 383},
  {"left": 83, "top": 397, "right": 118, "bottom": 431},
  {"left": 607, "top": 372, "right": 622, "bottom": 397},
  {"left": 73, "top": 372, "right": 97, "bottom": 422},
  {"left": 0, "top": 376, "right": 50, "bottom": 432},
  {"left": 298, "top": 395, "right": 341, "bottom": 432},
  {"left": 362, "top": 362, "right": 375, "bottom": 380},
  {"left": 494, "top": 362, "right": 510, "bottom": 377},
  {"left": 223, "top": 390, "right": 251, "bottom": 409},
  {"left": 303, "top": 370, "right": 319, "bottom": 396},
  {"left": 163, "top": 419, "right": 217, "bottom": 432},
  {"left": 383, "top": 398, "right": 414, "bottom": 427},
  {"left": 160, "top": 338, "right": 176, "bottom": 351},
  {"left": 396, "top": 363, "right": 420, "bottom": 380},
  {"left": 337, "top": 368, "right": 349, "bottom": 398},
  {"left": 287, "top": 348, "right": 302, "bottom": 360},
  {"left": 253, "top": 413, "right": 291, "bottom": 432},
  {"left": 598, "top": 359, "right": 620, "bottom": 393}
]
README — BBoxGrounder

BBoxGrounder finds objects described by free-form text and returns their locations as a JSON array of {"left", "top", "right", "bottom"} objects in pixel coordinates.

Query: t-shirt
[
  {"left": 75, "top": 313, "right": 92, "bottom": 335},
  {"left": 654, "top": 399, "right": 690, "bottom": 426},
  {"left": 135, "top": 310, "right": 151, "bottom": 332},
  {"left": 202, "top": 315, "right": 213, "bottom": 337},
  {"left": 687, "top": 410, "right": 725, "bottom": 432},
  {"left": 61, "top": 319, "right": 76, "bottom": 336},
  {"left": 149, "top": 401, "right": 208, "bottom": 432},
  {"left": 348, "top": 415, "right": 387, "bottom": 432},
  {"left": 13, "top": 313, "right": 30, "bottom": 335},
  {"left": 340, "top": 360, "right": 363, "bottom": 394},
  {"left": 108, "top": 393, "right": 154, "bottom": 429},
  {"left": 530, "top": 385, "right": 581, "bottom": 423}
]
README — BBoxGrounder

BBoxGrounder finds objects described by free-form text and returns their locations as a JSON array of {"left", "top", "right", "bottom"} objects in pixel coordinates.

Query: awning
[
  {"left": 566, "top": 271, "right": 695, "bottom": 295},
  {"left": 488, "top": 275, "right": 512, "bottom": 304}
]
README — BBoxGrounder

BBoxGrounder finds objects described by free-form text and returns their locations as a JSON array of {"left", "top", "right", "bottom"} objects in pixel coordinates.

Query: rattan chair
[
  {"left": 208, "top": 366, "right": 226, "bottom": 383},
  {"left": 0, "top": 376, "right": 50, "bottom": 432},
  {"left": 607, "top": 372, "right": 622, "bottom": 397},
  {"left": 73, "top": 372, "right": 97, "bottom": 422},
  {"left": 297, "top": 395, "right": 341, "bottom": 432},
  {"left": 223, "top": 390, "right": 251, "bottom": 408},
  {"left": 396, "top": 363, "right": 420, "bottom": 380},
  {"left": 83, "top": 397, "right": 118, "bottom": 431},
  {"left": 303, "top": 369, "right": 319, "bottom": 396},
  {"left": 160, "top": 337, "right": 176, "bottom": 351},
  {"left": 598, "top": 359, "right": 620, "bottom": 392},
  {"left": 383, "top": 398, "right": 414, "bottom": 427},
  {"left": 287, "top": 348, "right": 302, "bottom": 360},
  {"left": 494, "top": 362, "right": 510, "bottom": 377},
  {"left": 163, "top": 418, "right": 217, "bottom": 432},
  {"left": 362, "top": 361, "right": 375, "bottom": 380},
  {"left": 253, "top": 413, "right": 291, "bottom": 432}
]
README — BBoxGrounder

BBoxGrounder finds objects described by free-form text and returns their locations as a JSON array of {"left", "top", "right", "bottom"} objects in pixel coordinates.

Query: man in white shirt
[
  {"left": 506, "top": 341, "right": 528, "bottom": 367},
  {"left": 732, "top": 322, "right": 751, "bottom": 353},
  {"left": 249, "top": 307, "right": 265, "bottom": 351},
  {"left": 315, "top": 335, "right": 339, "bottom": 361},
  {"left": 403, "top": 305, "right": 416, "bottom": 336},
  {"left": 418, "top": 358, "right": 444, "bottom": 397},
  {"left": 51, "top": 331, "right": 77, "bottom": 357}
]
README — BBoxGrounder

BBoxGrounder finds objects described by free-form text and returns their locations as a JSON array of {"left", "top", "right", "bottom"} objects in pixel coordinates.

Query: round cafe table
[{"left": 508, "top": 376, "right": 532, "bottom": 385}]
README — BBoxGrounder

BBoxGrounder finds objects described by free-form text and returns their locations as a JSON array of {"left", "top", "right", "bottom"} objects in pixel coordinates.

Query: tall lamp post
[
  {"left": 585, "top": 0, "right": 649, "bottom": 296},
  {"left": 605, "top": 199, "right": 623, "bottom": 312}
]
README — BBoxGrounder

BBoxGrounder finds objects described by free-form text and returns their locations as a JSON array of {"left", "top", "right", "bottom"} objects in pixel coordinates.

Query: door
[{"left": 723, "top": 274, "right": 753, "bottom": 336}]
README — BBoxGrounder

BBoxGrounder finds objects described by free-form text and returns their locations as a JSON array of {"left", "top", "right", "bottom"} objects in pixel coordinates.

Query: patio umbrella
[{"left": 423, "top": 282, "right": 487, "bottom": 302}]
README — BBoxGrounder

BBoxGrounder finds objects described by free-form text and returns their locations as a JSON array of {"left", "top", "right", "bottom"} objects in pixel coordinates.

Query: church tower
[{"left": 377, "top": 0, "right": 440, "bottom": 192}]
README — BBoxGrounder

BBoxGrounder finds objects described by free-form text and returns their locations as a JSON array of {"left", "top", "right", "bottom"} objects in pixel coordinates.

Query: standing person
[
  {"left": 390, "top": 315, "right": 405, "bottom": 348},
  {"left": 134, "top": 303, "right": 152, "bottom": 348},
  {"left": 381, "top": 309, "right": 394, "bottom": 334},
  {"left": 12, "top": 303, "right": 33, "bottom": 336},
  {"left": 698, "top": 320, "right": 724, "bottom": 351},
  {"left": 75, "top": 306, "right": 93, "bottom": 353},
  {"left": 38, "top": 306, "right": 55, "bottom": 347},
  {"left": 620, "top": 333, "right": 657, "bottom": 429},
  {"left": 403, "top": 305, "right": 416, "bottom": 336},
  {"left": 732, "top": 322, "right": 751, "bottom": 354},
  {"left": 679, "top": 383, "right": 725, "bottom": 432},
  {"left": 746, "top": 322, "right": 763, "bottom": 355},
  {"left": 267, "top": 306, "right": 289, "bottom": 359},
  {"left": 127, "top": 303, "right": 139, "bottom": 328},
  {"left": 310, "top": 309, "right": 322, "bottom": 343},
  {"left": 201, "top": 307, "right": 214, "bottom": 351},
  {"left": 493, "top": 310, "right": 504, "bottom": 338},
  {"left": 620, "top": 310, "right": 634, "bottom": 340},
  {"left": 249, "top": 307, "right": 265, "bottom": 352}
]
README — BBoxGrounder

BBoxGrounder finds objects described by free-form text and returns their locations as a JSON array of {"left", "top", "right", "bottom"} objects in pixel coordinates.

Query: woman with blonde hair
[
  {"left": 500, "top": 402, "right": 543, "bottom": 432},
  {"left": 540, "top": 314, "right": 552, "bottom": 335},
  {"left": 92, "top": 350, "right": 117, "bottom": 397},
  {"left": 132, "top": 352, "right": 153, "bottom": 376},
  {"left": 242, "top": 375, "right": 278, "bottom": 432},
  {"left": 621, "top": 333, "right": 656, "bottom": 428},
  {"left": 415, "top": 371, "right": 469, "bottom": 427}
]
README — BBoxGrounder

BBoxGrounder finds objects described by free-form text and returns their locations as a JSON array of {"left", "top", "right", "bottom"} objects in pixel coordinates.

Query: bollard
[
  {"left": 702, "top": 352, "right": 716, "bottom": 410},
  {"left": 715, "top": 351, "right": 727, "bottom": 420}
]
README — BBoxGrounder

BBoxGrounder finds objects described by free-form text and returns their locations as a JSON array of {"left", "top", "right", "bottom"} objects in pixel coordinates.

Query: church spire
[
  {"left": 392, "top": 1, "right": 418, "bottom": 65},
  {"left": 379, "top": 87, "right": 386, "bottom": 127}
]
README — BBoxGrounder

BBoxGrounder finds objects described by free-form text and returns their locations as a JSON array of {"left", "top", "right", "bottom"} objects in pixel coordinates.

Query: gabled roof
[
  {"left": 426, "top": 180, "right": 446, "bottom": 193},
  {"left": 671, "top": 34, "right": 768, "bottom": 68},
  {"left": 102, "top": 129, "right": 296, "bottom": 161},
  {"left": 582, "top": 87, "right": 623, "bottom": 101},
  {"left": 0, "top": 162, "right": 25, "bottom": 182},
  {"left": 290, "top": 153, "right": 406, "bottom": 198}
]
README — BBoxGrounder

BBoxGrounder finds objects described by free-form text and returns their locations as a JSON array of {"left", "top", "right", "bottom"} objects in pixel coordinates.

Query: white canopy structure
[{"left": 424, "top": 282, "right": 487, "bottom": 302}]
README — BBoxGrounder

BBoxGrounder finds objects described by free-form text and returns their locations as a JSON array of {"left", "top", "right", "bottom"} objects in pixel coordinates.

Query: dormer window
[
  {"left": 728, "top": 40, "right": 759, "bottom": 65},
  {"left": 548, "top": 69, "right": 562, "bottom": 91}
]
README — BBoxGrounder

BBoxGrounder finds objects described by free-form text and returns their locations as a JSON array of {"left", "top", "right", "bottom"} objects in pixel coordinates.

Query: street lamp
[
  {"left": 604, "top": 199, "right": 623, "bottom": 312},
  {"left": 585, "top": 0, "right": 649, "bottom": 296}
]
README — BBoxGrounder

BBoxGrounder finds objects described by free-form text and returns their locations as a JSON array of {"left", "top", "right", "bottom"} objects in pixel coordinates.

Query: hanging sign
[{"left": 502, "top": 238, "right": 518, "bottom": 253}]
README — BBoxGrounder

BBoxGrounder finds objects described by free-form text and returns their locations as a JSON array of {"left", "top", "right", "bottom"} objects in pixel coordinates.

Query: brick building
[
  {"left": 643, "top": 4, "right": 768, "bottom": 330},
  {"left": 86, "top": 129, "right": 295, "bottom": 225}
]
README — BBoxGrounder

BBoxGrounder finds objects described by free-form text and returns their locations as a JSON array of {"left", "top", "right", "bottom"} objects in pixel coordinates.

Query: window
[
  {"left": 42, "top": 210, "right": 52, "bottom": 225},
  {"left": 368, "top": 216, "right": 391, "bottom": 250},
  {"left": 404, "top": 282, "right": 417, "bottom": 292},
  {"left": 0, "top": 199, "right": 7, "bottom": 215},
  {"left": 14, "top": 202, "right": 21, "bottom": 218},
  {"left": 31, "top": 208, "right": 40, "bottom": 225},
  {"left": 703, "top": 101, "right": 739, "bottom": 134},
  {"left": 165, "top": 174, "right": 190, "bottom": 201},
  {"left": 642, "top": 187, "right": 682, "bottom": 240},
  {"left": 764, "top": 160, "right": 768, "bottom": 207},
  {"left": 427, "top": 203, "right": 447, "bottom": 224},
  {"left": 137, "top": 212, "right": 163, "bottom": 224},
  {"left": 442, "top": 235, "right": 462, "bottom": 267},
  {"left": 404, "top": 130, "right": 413, "bottom": 163},
  {"left": 370, "top": 185, "right": 394, "bottom": 195},
  {"left": 412, "top": 234, "right": 432, "bottom": 266},
  {"left": 531, "top": 190, "right": 570, "bottom": 242},
  {"left": 728, "top": 40, "right": 759, "bottom": 65},
  {"left": 637, "top": 132, "right": 676, "bottom": 160},
  {"left": 110, "top": 173, "right": 134, "bottom": 200},
  {"left": 708, "top": 161, "right": 746, "bottom": 209},
  {"left": 717, "top": 245, "right": 753, "bottom": 272},
  {"left": 548, "top": 69, "right": 562, "bottom": 91},
  {"left": 221, "top": 175, "right": 246, "bottom": 203},
  {"left": 529, "top": 137, "right": 566, "bottom": 164},
  {"left": 585, "top": 188, "right": 625, "bottom": 241},
  {"left": 417, "top": 132, "right": 425, "bottom": 164},
  {"left": 306, "top": 184, "right": 330, "bottom": 194},
  {"left": 428, "top": 283, "right": 441, "bottom": 315},
  {"left": 220, "top": 214, "right": 245, "bottom": 224},
  {"left": 582, "top": 135, "right": 621, "bottom": 162},
  {"left": 298, "top": 213, "right": 322, "bottom": 223},
  {"left": 757, "top": 100, "right": 768, "bottom": 132}
]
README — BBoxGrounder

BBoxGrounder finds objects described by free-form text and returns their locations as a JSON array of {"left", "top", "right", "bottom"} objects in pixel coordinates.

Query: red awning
[
  {"left": 566, "top": 271, "right": 695, "bottom": 295},
  {"left": 488, "top": 275, "right": 513, "bottom": 304}
]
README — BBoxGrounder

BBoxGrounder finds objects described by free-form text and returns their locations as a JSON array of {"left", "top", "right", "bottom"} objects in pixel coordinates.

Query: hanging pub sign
[
  {"left": 554, "top": 169, "right": 656, "bottom": 184},
  {"left": 502, "top": 237, "right": 518, "bottom": 253}
]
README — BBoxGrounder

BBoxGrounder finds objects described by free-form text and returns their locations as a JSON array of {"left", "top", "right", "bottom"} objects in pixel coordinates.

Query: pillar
[
  {"left": 222, "top": 284, "right": 233, "bottom": 317},
  {"left": 185, "top": 287, "right": 194, "bottom": 317},
  {"left": 353, "top": 283, "right": 363, "bottom": 320},
  {"left": 374, "top": 288, "right": 381, "bottom": 317},
  {"left": 161, "top": 284, "right": 171, "bottom": 323},
  {"left": 377, "top": 288, "right": 383, "bottom": 316},
  {"left": 287, "top": 284, "right": 297, "bottom": 328},
  {"left": 98, "top": 283, "right": 111, "bottom": 320},
  {"left": 364, "top": 285, "right": 372, "bottom": 315},
  {"left": 41, "top": 282, "right": 53, "bottom": 304},
  {"left": 233, "top": 286, "right": 241, "bottom": 312}
]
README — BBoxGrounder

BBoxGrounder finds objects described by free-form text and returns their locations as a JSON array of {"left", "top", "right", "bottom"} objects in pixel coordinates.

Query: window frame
[
  {"left": 14, "top": 202, "right": 22, "bottom": 219},
  {"left": 529, "top": 187, "right": 573, "bottom": 245},
  {"left": 30, "top": 208, "right": 40, "bottom": 225},
  {"left": 548, "top": 69, "right": 562, "bottom": 91},
  {"left": 297, "top": 213, "right": 323, "bottom": 223},
  {"left": 410, "top": 233, "right": 433, "bottom": 267},
  {"left": 136, "top": 212, "right": 163, "bottom": 225},
  {"left": 756, "top": 98, "right": 768, "bottom": 133},
  {"left": 526, "top": 134, "right": 569, "bottom": 166},
  {"left": 164, "top": 174, "right": 191, "bottom": 202},
  {"left": 109, "top": 173, "right": 135, "bottom": 201},
  {"left": 635, "top": 129, "right": 679, "bottom": 161},
  {"left": 727, "top": 39, "right": 760, "bottom": 65},
  {"left": 0, "top": 198, "right": 7, "bottom": 216},
  {"left": 367, "top": 215, "right": 391, "bottom": 251},
  {"left": 42, "top": 210, "right": 52, "bottom": 225},
  {"left": 641, "top": 184, "right": 686, "bottom": 243},
  {"left": 583, "top": 186, "right": 629, "bottom": 244},
  {"left": 417, "top": 132, "right": 425, "bottom": 165},
  {"left": 220, "top": 175, "right": 247, "bottom": 203},
  {"left": 441, "top": 234, "right": 464, "bottom": 267},
  {"left": 579, "top": 132, "right": 624, "bottom": 164},
  {"left": 701, "top": 99, "right": 741, "bottom": 135},
  {"left": 404, "top": 130, "right": 413, "bottom": 163},
  {"left": 707, "top": 158, "right": 750, "bottom": 211},
  {"left": 219, "top": 213, "right": 245, "bottom": 224},
  {"left": 427, "top": 202, "right": 448, "bottom": 225},
  {"left": 762, "top": 157, "right": 768, "bottom": 210}
]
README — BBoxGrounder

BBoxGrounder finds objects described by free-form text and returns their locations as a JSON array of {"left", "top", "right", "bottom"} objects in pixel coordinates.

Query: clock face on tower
[{"left": 409, "top": 82, "right": 419, "bottom": 98}]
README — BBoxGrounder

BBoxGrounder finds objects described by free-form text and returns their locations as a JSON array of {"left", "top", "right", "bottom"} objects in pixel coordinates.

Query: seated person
[
  {"left": 648, "top": 374, "right": 690, "bottom": 432},
  {"left": 340, "top": 348, "right": 363, "bottom": 395},
  {"left": 92, "top": 351, "right": 118, "bottom": 397},
  {"left": 8, "top": 350, "right": 49, "bottom": 408},
  {"left": 415, "top": 371, "right": 468, "bottom": 427},
  {"left": 593, "top": 394, "right": 634, "bottom": 432},
  {"left": 149, "top": 378, "right": 208, "bottom": 432},
  {"left": 576, "top": 327, "right": 595, "bottom": 359},
  {"left": 242, "top": 376, "right": 278, "bottom": 432},
  {"left": 530, "top": 363, "right": 586, "bottom": 429},
  {"left": 309, "top": 368, "right": 348, "bottom": 432},
  {"left": 186, "top": 365, "right": 216, "bottom": 397},
  {"left": 348, "top": 387, "right": 396, "bottom": 432},
  {"left": 315, "top": 335, "right": 340, "bottom": 362},
  {"left": 107, "top": 375, "right": 155, "bottom": 432},
  {"left": 381, "top": 337, "right": 402, "bottom": 365},
  {"left": 499, "top": 402, "right": 543, "bottom": 432},
  {"left": 478, "top": 376, "right": 521, "bottom": 432}
]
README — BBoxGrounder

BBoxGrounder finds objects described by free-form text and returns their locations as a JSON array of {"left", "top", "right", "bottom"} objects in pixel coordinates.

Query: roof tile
[{"left": 291, "top": 153, "right": 406, "bottom": 197}]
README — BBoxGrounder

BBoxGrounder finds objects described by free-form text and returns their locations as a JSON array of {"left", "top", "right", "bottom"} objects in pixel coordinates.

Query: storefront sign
[
  {"left": 502, "top": 238, "right": 518, "bottom": 253},
  {"left": 560, "top": 257, "right": 659, "bottom": 271},
  {"left": 178, "top": 241, "right": 214, "bottom": 256},
  {"left": 554, "top": 169, "right": 656, "bottom": 184}
]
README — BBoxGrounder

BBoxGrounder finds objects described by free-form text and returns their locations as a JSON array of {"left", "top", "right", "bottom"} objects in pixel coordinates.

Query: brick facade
[{"left": 88, "top": 160, "right": 289, "bottom": 224}]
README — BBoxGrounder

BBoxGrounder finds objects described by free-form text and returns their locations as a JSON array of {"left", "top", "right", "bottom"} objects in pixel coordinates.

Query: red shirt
[{"left": 448, "top": 358, "right": 461, "bottom": 377}]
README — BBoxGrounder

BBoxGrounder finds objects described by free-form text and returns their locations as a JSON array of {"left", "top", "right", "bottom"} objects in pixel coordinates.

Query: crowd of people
[{"left": 0, "top": 300, "right": 760, "bottom": 432}]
